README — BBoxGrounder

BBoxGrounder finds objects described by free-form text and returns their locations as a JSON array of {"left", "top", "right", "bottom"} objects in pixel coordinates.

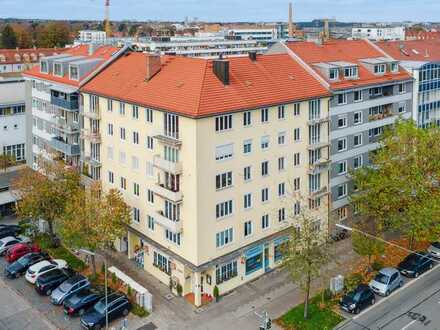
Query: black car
[
  {"left": 5, "top": 252, "right": 50, "bottom": 278},
  {"left": 398, "top": 252, "right": 434, "bottom": 278},
  {"left": 340, "top": 284, "right": 375, "bottom": 314},
  {"left": 63, "top": 287, "right": 104, "bottom": 316},
  {"left": 80, "top": 293, "right": 131, "bottom": 329},
  {"left": 0, "top": 226, "right": 20, "bottom": 239},
  {"left": 35, "top": 268, "right": 75, "bottom": 296}
]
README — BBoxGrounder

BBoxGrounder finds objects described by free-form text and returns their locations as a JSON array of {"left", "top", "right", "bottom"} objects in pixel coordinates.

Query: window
[
  {"left": 278, "top": 208, "right": 286, "bottom": 222},
  {"left": 120, "top": 127, "right": 126, "bottom": 140},
  {"left": 278, "top": 182, "right": 285, "bottom": 197},
  {"left": 353, "top": 134, "right": 362, "bottom": 147},
  {"left": 70, "top": 66, "right": 79, "bottom": 80},
  {"left": 337, "top": 138, "right": 347, "bottom": 152},
  {"left": 107, "top": 99, "right": 113, "bottom": 112},
  {"left": 147, "top": 215, "right": 155, "bottom": 230},
  {"left": 337, "top": 116, "right": 347, "bottom": 128},
  {"left": 243, "top": 139, "right": 252, "bottom": 154},
  {"left": 354, "top": 90, "right": 363, "bottom": 102},
  {"left": 132, "top": 208, "right": 140, "bottom": 223},
  {"left": 278, "top": 105, "right": 285, "bottom": 119},
  {"left": 120, "top": 177, "right": 127, "bottom": 190},
  {"left": 107, "top": 123, "right": 113, "bottom": 136},
  {"left": 216, "top": 171, "right": 233, "bottom": 190},
  {"left": 337, "top": 184, "right": 347, "bottom": 198},
  {"left": 338, "top": 207, "right": 347, "bottom": 220},
  {"left": 398, "top": 103, "right": 406, "bottom": 113},
  {"left": 293, "top": 177, "right": 300, "bottom": 191},
  {"left": 261, "top": 161, "right": 269, "bottom": 176},
  {"left": 398, "top": 83, "right": 406, "bottom": 94},
  {"left": 294, "top": 201, "right": 301, "bottom": 215},
  {"left": 261, "top": 214, "right": 269, "bottom": 229},
  {"left": 107, "top": 146, "right": 113, "bottom": 160},
  {"left": 293, "top": 152, "right": 300, "bottom": 166},
  {"left": 243, "top": 111, "right": 251, "bottom": 126},
  {"left": 108, "top": 171, "right": 114, "bottom": 184},
  {"left": 337, "top": 161, "right": 347, "bottom": 175},
  {"left": 369, "top": 87, "right": 382, "bottom": 96},
  {"left": 261, "top": 136, "right": 269, "bottom": 149},
  {"left": 133, "top": 131, "right": 139, "bottom": 144},
  {"left": 278, "top": 132, "right": 286, "bottom": 145},
  {"left": 215, "top": 144, "right": 233, "bottom": 161},
  {"left": 2, "top": 143, "right": 25, "bottom": 161},
  {"left": 145, "top": 108, "right": 153, "bottom": 123},
  {"left": 119, "top": 102, "right": 125, "bottom": 115},
  {"left": 53, "top": 63, "right": 62, "bottom": 76},
  {"left": 244, "top": 166, "right": 251, "bottom": 181},
  {"left": 153, "top": 252, "right": 171, "bottom": 275},
  {"left": 278, "top": 157, "right": 285, "bottom": 171},
  {"left": 293, "top": 128, "right": 300, "bottom": 142},
  {"left": 216, "top": 228, "right": 233, "bottom": 248},
  {"left": 354, "top": 111, "right": 363, "bottom": 125},
  {"left": 374, "top": 64, "right": 386, "bottom": 74},
  {"left": 244, "top": 193, "right": 252, "bottom": 209},
  {"left": 146, "top": 161, "right": 154, "bottom": 177},
  {"left": 344, "top": 66, "right": 358, "bottom": 78},
  {"left": 132, "top": 105, "right": 139, "bottom": 119},
  {"left": 216, "top": 260, "right": 237, "bottom": 284},
  {"left": 165, "top": 230, "right": 181, "bottom": 246},
  {"left": 353, "top": 155, "right": 363, "bottom": 169},
  {"left": 146, "top": 136, "right": 154, "bottom": 150},
  {"left": 329, "top": 68, "right": 338, "bottom": 80},
  {"left": 309, "top": 173, "right": 321, "bottom": 192},
  {"left": 40, "top": 60, "right": 48, "bottom": 73},
  {"left": 391, "top": 62, "right": 399, "bottom": 72},
  {"left": 132, "top": 156, "right": 139, "bottom": 170},
  {"left": 119, "top": 151, "right": 126, "bottom": 165},
  {"left": 337, "top": 93, "right": 347, "bottom": 105},
  {"left": 244, "top": 221, "right": 252, "bottom": 237},
  {"left": 261, "top": 108, "right": 268, "bottom": 122},
  {"left": 215, "top": 114, "right": 233, "bottom": 132},
  {"left": 261, "top": 188, "right": 269, "bottom": 202},
  {"left": 133, "top": 183, "right": 140, "bottom": 196},
  {"left": 147, "top": 189, "right": 154, "bottom": 204},
  {"left": 293, "top": 103, "right": 300, "bottom": 116},
  {"left": 216, "top": 200, "right": 233, "bottom": 219}
]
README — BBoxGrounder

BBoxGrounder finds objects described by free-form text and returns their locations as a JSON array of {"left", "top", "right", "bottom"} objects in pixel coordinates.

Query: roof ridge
[{"left": 195, "top": 60, "right": 209, "bottom": 115}]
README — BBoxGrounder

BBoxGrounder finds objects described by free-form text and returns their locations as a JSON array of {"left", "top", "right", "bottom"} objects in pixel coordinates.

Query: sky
[{"left": 0, "top": 0, "right": 438, "bottom": 22}]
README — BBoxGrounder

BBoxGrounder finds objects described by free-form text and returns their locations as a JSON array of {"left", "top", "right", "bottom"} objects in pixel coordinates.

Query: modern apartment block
[
  {"left": 268, "top": 39, "right": 413, "bottom": 224},
  {"left": 80, "top": 51, "right": 331, "bottom": 305},
  {"left": 376, "top": 39, "right": 440, "bottom": 128},
  {"left": 23, "top": 45, "right": 124, "bottom": 170},
  {"left": 351, "top": 25, "right": 405, "bottom": 41}
]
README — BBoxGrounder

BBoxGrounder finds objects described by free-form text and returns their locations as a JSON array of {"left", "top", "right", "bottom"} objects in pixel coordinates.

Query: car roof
[
  {"left": 379, "top": 267, "right": 398, "bottom": 275},
  {"left": 356, "top": 284, "right": 371, "bottom": 292},
  {"left": 0, "top": 236, "right": 17, "bottom": 243},
  {"left": 100, "top": 293, "right": 126, "bottom": 303},
  {"left": 67, "top": 274, "right": 86, "bottom": 283}
]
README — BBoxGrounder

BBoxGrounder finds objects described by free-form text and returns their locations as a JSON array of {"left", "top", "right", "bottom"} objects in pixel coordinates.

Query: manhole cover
[
  {"left": 164, "top": 293, "right": 174, "bottom": 301},
  {"left": 136, "top": 322, "right": 157, "bottom": 330}
]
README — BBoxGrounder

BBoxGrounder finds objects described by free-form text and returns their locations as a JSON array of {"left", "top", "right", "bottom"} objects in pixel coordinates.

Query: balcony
[
  {"left": 154, "top": 211, "right": 182, "bottom": 232},
  {"left": 309, "top": 186, "right": 329, "bottom": 198},
  {"left": 308, "top": 158, "right": 331, "bottom": 174},
  {"left": 55, "top": 118, "right": 79, "bottom": 134},
  {"left": 49, "top": 137, "right": 80, "bottom": 156},
  {"left": 308, "top": 116, "right": 330, "bottom": 125},
  {"left": 151, "top": 183, "right": 182, "bottom": 202},
  {"left": 51, "top": 95, "right": 79, "bottom": 111},
  {"left": 307, "top": 141, "right": 330, "bottom": 150},
  {"left": 153, "top": 155, "right": 182, "bottom": 174},
  {"left": 153, "top": 134, "right": 181, "bottom": 147},
  {"left": 83, "top": 110, "right": 101, "bottom": 120},
  {"left": 81, "top": 128, "right": 101, "bottom": 143}
]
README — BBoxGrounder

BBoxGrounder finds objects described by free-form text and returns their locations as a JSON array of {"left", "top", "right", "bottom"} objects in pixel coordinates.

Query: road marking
[
  {"left": 353, "top": 263, "right": 440, "bottom": 320},
  {"left": 401, "top": 319, "right": 417, "bottom": 330}
]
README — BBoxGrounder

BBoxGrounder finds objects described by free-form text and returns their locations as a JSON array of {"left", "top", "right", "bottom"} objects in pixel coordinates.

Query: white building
[
  {"left": 226, "top": 28, "right": 277, "bottom": 41},
  {"left": 352, "top": 26, "right": 405, "bottom": 41},
  {"left": 78, "top": 30, "right": 107, "bottom": 44}
]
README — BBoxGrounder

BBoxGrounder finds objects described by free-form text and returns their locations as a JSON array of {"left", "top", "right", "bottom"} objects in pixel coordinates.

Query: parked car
[
  {"left": 398, "top": 252, "right": 433, "bottom": 278},
  {"left": 5, "top": 252, "right": 50, "bottom": 278},
  {"left": 0, "top": 237, "right": 22, "bottom": 255},
  {"left": 0, "top": 226, "right": 20, "bottom": 239},
  {"left": 369, "top": 267, "right": 403, "bottom": 296},
  {"left": 80, "top": 293, "right": 131, "bottom": 329},
  {"left": 427, "top": 242, "right": 440, "bottom": 259},
  {"left": 25, "top": 259, "right": 67, "bottom": 284},
  {"left": 50, "top": 274, "right": 90, "bottom": 305},
  {"left": 340, "top": 284, "right": 375, "bottom": 314},
  {"left": 63, "top": 287, "right": 104, "bottom": 316},
  {"left": 5, "top": 243, "right": 40, "bottom": 263},
  {"left": 35, "top": 268, "right": 75, "bottom": 296}
]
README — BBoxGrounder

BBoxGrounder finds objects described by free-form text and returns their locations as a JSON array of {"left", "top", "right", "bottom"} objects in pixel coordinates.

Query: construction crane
[{"left": 105, "top": 0, "right": 111, "bottom": 37}]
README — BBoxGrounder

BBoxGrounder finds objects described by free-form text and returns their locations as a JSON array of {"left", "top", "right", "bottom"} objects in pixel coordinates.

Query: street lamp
[{"left": 80, "top": 249, "right": 108, "bottom": 330}]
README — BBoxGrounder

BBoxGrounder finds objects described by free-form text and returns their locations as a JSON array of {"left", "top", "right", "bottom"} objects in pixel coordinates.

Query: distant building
[
  {"left": 0, "top": 48, "right": 64, "bottom": 73},
  {"left": 352, "top": 26, "right": 405, "bottom": 41},
  {"left": 78, "top": 30, "right": 107, "bottom": 44},
  {"left": 405, "top": 29, "right": 440, "bottom": 41},
  {"left": 225, "top": 28, "right": 276, "bottom": 42}
]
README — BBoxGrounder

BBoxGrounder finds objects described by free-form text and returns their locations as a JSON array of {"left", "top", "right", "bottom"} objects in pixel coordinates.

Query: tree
[
  {"left": 59, "top": 183, "right": 131, "bottom": 275},
  {"left": 1, "top": 24, "right": 17, "bottom": 48},
  {"left": 351, "top": 120, "right": 440, "bottom": 248},
  {"left": 128, "top": 25, "right": 139, "bottom": 37},
  {"left": 16, "top": 26, "right": 33, "bottom": 48},
  {"left": 0, "top": 154, "right": 16, "bottom": 171},
  {"left": 12, "top": 158, "right": 81, "bottom": 239},
  {"left": 35, "top": 22, "right": 71, "bottom": 48},
  {"left": 282, "top": 198, "right": 332, "bottom": 319},
  {"left": 351, "top": 229, "right": 384, "bottom": 265}
]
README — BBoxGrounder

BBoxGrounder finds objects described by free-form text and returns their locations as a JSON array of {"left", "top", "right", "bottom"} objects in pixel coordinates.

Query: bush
[
  {"left": 176, "top": 283, "right": 182, "bottom": 297},
  {"left": 101, "top": 262, "right": 105, "bottom": 274},
  {"left": 111, "top": 272, "right": 117, "bottom": 284},
  {"left": 372, "top": 260, "right": 384, "bottom": 271},
  {"left": 131, "top": 303, "right": 149, "bottom": 318},
  {"left": 213, "top": 285, "right": 219, "bottom": 302},
  {"left": 344, "top": 273, "right": 363, "bottom": 292},
  {"left": 127, "top": 285, "right": 132, "bottom": 298}
]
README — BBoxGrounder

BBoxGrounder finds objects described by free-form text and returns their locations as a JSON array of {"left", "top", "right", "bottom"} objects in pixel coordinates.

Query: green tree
[
  {"left": 17, "top": 27, "right": 33, "bottom": 48},
  {"left": 1, "top": 24, "right": 17, "bottom": 48},
  {"left": 351, "top": 120, "right": 440, "bottom": 248},
  {"left": 12, "top": 158, "right": 81, "bottom": 239},
  {"left": 0, "top": 154, "right": 16, "bottom": 171},
  {"left": 351, "top": 229, "right": 384, "bottom": 265},
  {"left": 59, "top": 183, "right": 131, "bottom": 275},
  {"left": 36, "top": 22, "right": 71, "bottom": 48},
  {"left": 128, "top": 25, "right": 139, "bottom": 37}
]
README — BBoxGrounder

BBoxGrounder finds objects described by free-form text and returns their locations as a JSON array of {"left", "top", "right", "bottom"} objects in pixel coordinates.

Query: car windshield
[
  {"left": 431, "top": 242, "right": 440, "bottom": 249},
  {"left": 93, "top": 300, "right": 107, "bottom": 314},
  {"left": 374, "top": 273, "right": 390, "bottom": 284},
  {"left": 59, "top": 281, "right": 72, "bottom": 293},
  {"left": 17, "top": 256, "right": 31, "bottom": 266},
  {"left": 403, "top": 254, "right": 420, "bottom": 266},
  {"left": 68, "top": 294, "right": 83, "bottom": 304},
  {"left": 346, "top": 291, "right": 362, "bottom": 301}
]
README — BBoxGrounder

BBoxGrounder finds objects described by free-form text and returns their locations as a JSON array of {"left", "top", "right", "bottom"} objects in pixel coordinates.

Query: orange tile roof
[
  {"left": 81, "top": 52, "right": 331, "bottom": 118},
  {"left": 376, "top": 39, "right": 440, "bottom": 62},
  {"left": 0, "top": 48, "right": 67, "bottom": 65},
  {"left": 23, "top": 45, "right": 119, "bottom": 87},
  {"left": 405, "top": 29, "right": 440, "bottom": 41},
  {"left": 286, "top": 39, "right": 412, "bottom": 91}
]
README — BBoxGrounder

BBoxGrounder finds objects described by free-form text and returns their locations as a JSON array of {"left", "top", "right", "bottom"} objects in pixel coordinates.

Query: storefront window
[
  {"left": 245, "top": 245, "right": 263, "bottom": 275},
  {"left": 153, "top": 251, "right": 171, "bottom": 275},
  {"left": 274, "top": 237, "right": 289, "bottom": 263},
  {"left": 215, "top": 260, "right": 237, "bottom": 284}
]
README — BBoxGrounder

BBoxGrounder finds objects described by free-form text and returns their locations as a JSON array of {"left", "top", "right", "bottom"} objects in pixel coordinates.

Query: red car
[{"left": 5, "top": 243, "right": 40, "bottom": 263}]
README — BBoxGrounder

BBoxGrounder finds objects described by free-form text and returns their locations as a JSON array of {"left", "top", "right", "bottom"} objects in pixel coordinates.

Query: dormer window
[
  {"left": 70, "top": 65, "right": 79, "bottom": 81},
  {"left": 374, "top": 64, "right": 386, "bottom": 74},
  {"left": 54, "top": 63, "right": 63, "bottom": 77},
  {"left": 40, "top": 60, "right": 48, "bottom": 73},
  {"left": 329, "top": 68, "right": 339, "bottom": 80},
  {"left": 390, "top": 62, "right": 399, "bottom": 73},
  {"left": 344, "top": 66, "right": 358, "bottom": 79}
]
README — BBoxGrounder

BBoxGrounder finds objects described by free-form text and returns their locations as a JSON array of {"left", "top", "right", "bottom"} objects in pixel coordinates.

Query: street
[{"left": 337, "top": 265, "right": 440, "bottom": 330}]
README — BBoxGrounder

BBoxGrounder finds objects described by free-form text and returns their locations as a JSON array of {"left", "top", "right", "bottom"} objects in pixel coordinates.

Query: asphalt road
[{"left": 337, "top": 265, "right": 440, "bottom": 330}]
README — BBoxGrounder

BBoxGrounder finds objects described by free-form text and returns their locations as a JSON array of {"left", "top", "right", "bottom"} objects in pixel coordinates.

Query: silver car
[
  {"left": 50, "top": 274, "right": 90, "bottom": 305},
  {"left": 369, "top": 267, "right": 403, "bottom": 296},
  {"left": 428, "top": 242, "right": 440, "bottom": 259}
]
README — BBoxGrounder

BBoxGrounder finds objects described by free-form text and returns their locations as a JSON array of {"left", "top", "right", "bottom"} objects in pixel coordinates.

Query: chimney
[
  {"left": 213, "top": 59, "right": 229, "bottom": 85},
  {"left": 288, "top": 2, "right": 294, "bottom": 38},
  {"left": 248, "top": 51, "right": 257, "bottom": 61},
  {"left": 145, "top": 54, "right": 161, "bottom": 81},
  {"left": 88, "top": 43, "right": 97, "bottom": 55}
]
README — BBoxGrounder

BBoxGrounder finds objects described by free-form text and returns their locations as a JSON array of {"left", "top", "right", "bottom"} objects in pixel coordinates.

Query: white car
[
  {"left": 0, "top": 236, "right": 31, "bottom": 255},
  {"left": 25, "top": 259, "right": 67, "bottom": 284}
]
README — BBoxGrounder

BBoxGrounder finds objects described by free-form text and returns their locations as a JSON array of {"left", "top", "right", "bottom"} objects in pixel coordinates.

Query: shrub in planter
[
  {"left": 344, "top": 273, "right": 363, "bottom": 292},
  {"left": 111, "top": 272, "right": 117, "bottom": 285},
  {"left": 127, "top": 285, "right": 132, "bottom": 298},
  {"left": 176, "top": 283, "right": 183, "bottom": 297},
  {"left": 213, "top": 285, "right": 219, "bottom": 302},
  {"left": 372, "top": 260, "right": 384, "bottom": 272}
]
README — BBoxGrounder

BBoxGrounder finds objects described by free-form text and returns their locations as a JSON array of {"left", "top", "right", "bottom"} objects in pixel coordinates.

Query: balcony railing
[
  {"left": 83, "top": 110, "right": 101, "bottom": 120},
  {"left": 155, "top": 210, "right": 182, "bottom": 232},
  {"left": 307, "top": 141, "right": 330, "bottom": 150},
  {"left": 309, "top": 186, "right": 329, "bottom": 198},
  {"left": 308, "top": 158, "right": 331, "bottom": 174},
  {"left": 50, "top": 137, "right": 80, "bottom": 156},
  {"left": 80, "top": 128, "right": 101, "bottom": 143},
  {"left": 151, "top": 183, "right": 182, "bottom": 202},
  {"left": 55, "top": 118, "right": 79, "bottom": 134},
  {"left": 153, "top": 155, "right": 182, "bottom": 174},
  {"left": 153, "top": 134, "right": 182, "bottom": 147},
  {"left": 51, "top": 95, "right": 79, "bottom": 111},
  {"left": 308, "top": 115, "right": 330, "bottom": 125}
]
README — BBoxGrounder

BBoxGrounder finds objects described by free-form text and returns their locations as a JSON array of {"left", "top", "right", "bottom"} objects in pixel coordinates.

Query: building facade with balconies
[
  {"left": 80, "top": 51, "right": 331, "bottom": 306},
  {"left": 268, "top": 39, "right": 414, "bottom": 226}
]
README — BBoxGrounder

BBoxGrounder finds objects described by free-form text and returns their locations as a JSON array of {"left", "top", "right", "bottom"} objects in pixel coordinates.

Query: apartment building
[
  {"left": 351, "top": 26, "right": 405, "bottom": 41},
  {"left": 80, "top": 51, "right": 331, "bottom": 306},
  {"left": 0, "top": 48, "right": 64, "bottom": 74},
  {"left": 77, "top": 30, "right": 107, "bottom": 44},
  {"left": 268, "top": 40, "right": 413, "bottom": 224},
  {"left": 23, "top": 45, "right": 124, "bottom": 170},
  {"left": 376, "top": 39, "right": 440, "bottom": 128}
]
